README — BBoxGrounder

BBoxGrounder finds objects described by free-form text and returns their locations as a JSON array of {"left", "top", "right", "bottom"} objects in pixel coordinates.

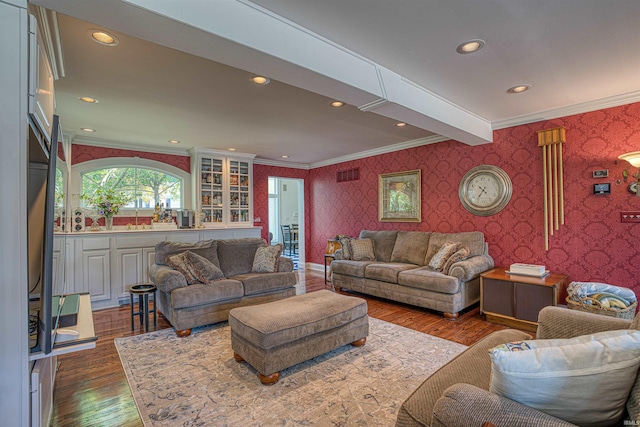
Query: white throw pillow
[
  {"left": 251, "top": 244, "right": 282, "bottom": 273},
  {"left": 489, "top": 330, "right": 640, "bottom": 427}
]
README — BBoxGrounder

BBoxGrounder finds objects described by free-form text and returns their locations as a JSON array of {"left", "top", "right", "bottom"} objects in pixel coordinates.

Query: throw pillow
[
  {"left": 166, "top": 251, "right": 200, "bottom": 285},
  {"left": 427, "top": 242, "right": 459, "bottom": 271},
  {"left": 251, "top": 244, "right": 283, "bottom": 273},
  {"left": 442, "top": 246, "right": 470, "bottom": 274},
  {"left": 339, "top": 237, "right": 353, "bottom": 260},
  {"left": 489, "top": 330, "right": 640, "bottom": 427},
  {"left": 184, "top": 251, "right": 225, "bottom": 284},
  {"left": 350, "top": 238, "right": 375, "bottom": 261}
]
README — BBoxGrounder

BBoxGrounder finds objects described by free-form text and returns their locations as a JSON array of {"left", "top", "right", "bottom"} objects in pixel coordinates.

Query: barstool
[{"left": 129, "top": 283, "right": 157, "bottom": 332}]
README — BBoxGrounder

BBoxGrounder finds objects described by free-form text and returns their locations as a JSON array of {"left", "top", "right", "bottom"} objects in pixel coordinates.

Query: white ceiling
[{"left": 32, "top": 0, "right": 640, "bottom": 167}]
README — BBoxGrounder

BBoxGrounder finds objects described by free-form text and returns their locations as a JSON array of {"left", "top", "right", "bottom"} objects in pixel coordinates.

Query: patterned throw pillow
[
  {"left": 251, "top": 244, "right": 283, "bottom": 273},
  {"left": 442, "top": 246, "right": 470, "bottom": 274},
  {"left": 350, "top": 238, "right": 376, "bottom": 261},
  {"left": 166, "top": 251, "right": 200, "bottom": 284},
  {"left": 339, "top": 237, "right": 353, "bottom": 260},
  {"left": 184, "top": 251, "right": 225, "bottom": 284},
  {"left": 427, "top": 242, "right": 459, "bottom": 271}
]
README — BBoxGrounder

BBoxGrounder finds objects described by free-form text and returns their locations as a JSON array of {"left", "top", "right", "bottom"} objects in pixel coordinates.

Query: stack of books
[{"left": 508, "top": 263, "right": 549, "bottom": 277}]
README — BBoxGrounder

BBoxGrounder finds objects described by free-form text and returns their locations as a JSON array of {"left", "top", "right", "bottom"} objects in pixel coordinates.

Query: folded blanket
[{"left": 567, "top": 282, "right": 637, "bottom": 308}]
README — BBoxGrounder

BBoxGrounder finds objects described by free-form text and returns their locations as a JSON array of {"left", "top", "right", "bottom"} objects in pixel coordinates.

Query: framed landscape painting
[{"left": 378, "top": 169, "right": 421, "bottom": 222}]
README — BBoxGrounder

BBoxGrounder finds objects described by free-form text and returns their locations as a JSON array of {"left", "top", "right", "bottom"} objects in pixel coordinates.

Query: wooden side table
[
  {"left": 324, "top": 254, "right": 335, "bottom": 284},
  {"left": 480, "top": 268, "right": 568, "bottom": 332}
]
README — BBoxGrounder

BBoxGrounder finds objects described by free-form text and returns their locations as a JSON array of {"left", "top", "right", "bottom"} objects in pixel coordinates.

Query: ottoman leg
[
  {"left": 233, "top": 352, "right": 245, "bottom": 363},
  {"left": 175, "top": 328, "right": 192, "bottom": 337},
  {"left": 351, "top": 337, "right": 366, "bottom": 347},
  {"left": 258, "top": 371, "right": 281, "bottom": 386}
]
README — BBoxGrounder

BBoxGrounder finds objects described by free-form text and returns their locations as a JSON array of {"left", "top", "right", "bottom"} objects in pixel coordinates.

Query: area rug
[{"left": 115, "top": 317, "right": 466, "bottom": 426}]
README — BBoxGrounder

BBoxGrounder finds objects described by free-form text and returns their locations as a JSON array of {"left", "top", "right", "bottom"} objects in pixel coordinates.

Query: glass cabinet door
[
  {"left": 229, "top": 159, "right": 251, "bottom": 223},
  {"left": 200, "top": 157, "right": 224, "bottom": 223}
]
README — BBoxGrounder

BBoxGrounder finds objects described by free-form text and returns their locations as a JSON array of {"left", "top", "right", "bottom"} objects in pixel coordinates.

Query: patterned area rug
[{"left": 115, "top": 317, "right": 466, "bottom": 426}]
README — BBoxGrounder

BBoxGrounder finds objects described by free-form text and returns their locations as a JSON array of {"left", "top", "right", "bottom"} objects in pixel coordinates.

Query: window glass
[
  {"left": 55, "top": 167, "right": 64, "bottom": 208},
  {"left": 81, "top": 167, "right": 182, "bottom": 209}
]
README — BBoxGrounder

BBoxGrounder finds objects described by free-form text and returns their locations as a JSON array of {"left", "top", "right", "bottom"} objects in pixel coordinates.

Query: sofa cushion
[
  {"left": 165, "top": 251, "right": 200, "bottom": 284},
  {"left": 397, "top": 267, "right": 461, "bottom": 294},
  {"left": 231, "top": 272, "right": 297, "bottom": 296},
  {"left": 184, "top": 251, "right": 225, "bottom": 283},
  {"left": 390, "top": 231, "right": 431, "bottom": 265},
  {"left": 425, "top": 232, "right": 485, "bottom": 263},
  {"left": 251, "top": 244, "right": 283, "bottom": 273},
  {"left": 338, "top": 236, "right": 353, "bottom": 260},
  {"left": 155, "top": 239, "right": 219, "bottom": 267},
  {"left": 442, "top": 246, "right": 470, "bottom": 275},
  {"left": 489, "top": 330, "right": 640, "bottom": 427},
  {"left": 359, "top": 230, "right": 398, "bottom": 262},
  {"left": 331, "top": 260, "right": 376, "bottom": 278},
  {"left": 428, "top": 242, "right": 459, "bottom": 271},
  {"left": 351, "top": 238, "right": 376, "bottom": 261},
  {"left": 169, "top": 279, "right": 244, "bottom": 309},
  {"left": 365, "top": 263, "right": 419, "bottom": 284},
  {"left": 217, "top": 238, "right": 267, "bottom": 277}
]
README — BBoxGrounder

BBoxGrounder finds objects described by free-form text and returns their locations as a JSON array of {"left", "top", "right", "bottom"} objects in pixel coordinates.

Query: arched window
[
  {"left": 72, "top": 158, "right": 191, "bottom": 214},
  {"left": 81, "top": 167, "right": 182, "bottom": 209}
]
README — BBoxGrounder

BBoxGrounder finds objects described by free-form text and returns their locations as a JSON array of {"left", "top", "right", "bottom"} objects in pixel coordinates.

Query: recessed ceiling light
[
  {"left": 395, "top": 122, "right": 407, "bottom": 127},
  {"left": 456, "top": 39, "right": 485, "bottom": 54},
  {"left": 251, "top": 76, "right": 270, "bottom": 85},
  {"left": 79, "top": 96, "right": 99, "bottom": 103},
  {"left": 89, "top": 30, "right": 119, "bottom": 46},
  {"left": 507, "top": 84, "right": 532, "bottom": 94},
  {"left": 281, "top": 155, "right": 289, "bottom": 159},
  {"left": 168, "top": 140, "right": 180, "bottom": 144},
  {"left": 228, "top": 148, "right": 236, "bottom": 151},
  {"left": 80, "top": 128, "right": 96, "bottom": 132},
  {"left": 330, "top": 101, "right": 345, "bottom": 108}
]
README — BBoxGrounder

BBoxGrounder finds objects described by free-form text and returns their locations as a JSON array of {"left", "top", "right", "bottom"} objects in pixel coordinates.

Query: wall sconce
[{"left": 618, "top": 151, "right": 640, "bottom": 196}]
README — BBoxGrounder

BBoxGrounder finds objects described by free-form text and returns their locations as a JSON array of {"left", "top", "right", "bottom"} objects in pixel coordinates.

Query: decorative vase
[{"left": 105, "top": 216, "right": 113, "bottom": 231}]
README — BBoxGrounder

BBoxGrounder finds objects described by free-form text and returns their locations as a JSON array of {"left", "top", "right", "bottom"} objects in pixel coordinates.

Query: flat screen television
[{"left": 28, "top": 114, "right": 59, "bottom": 355}]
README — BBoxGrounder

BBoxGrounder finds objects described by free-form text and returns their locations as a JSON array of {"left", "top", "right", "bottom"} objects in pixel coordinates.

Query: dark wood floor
[{"left": 50, "top": 269, "right": 513, "bottom": 427}]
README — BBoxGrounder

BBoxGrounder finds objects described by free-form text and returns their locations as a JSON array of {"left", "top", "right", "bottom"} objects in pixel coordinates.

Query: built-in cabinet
[
  {"left": 191, "top": 148, "right": 254, "bottom": 227},
  {"left": 53, "top": 227, "right": 261, "bottom": 310}
]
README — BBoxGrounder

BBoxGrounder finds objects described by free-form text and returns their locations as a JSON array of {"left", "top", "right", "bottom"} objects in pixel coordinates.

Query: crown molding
[
  {"left": 71, "top": 135, "right": 191, "bottom": 156},
  {"left": 309, "top": 134, "right": 449, "bottom": 169},
  {"left": 253, "top": 158, "right": 310, "bottom": 170},
  {"left": 493, "top": 91, "right": 640, "bottom": 130}
]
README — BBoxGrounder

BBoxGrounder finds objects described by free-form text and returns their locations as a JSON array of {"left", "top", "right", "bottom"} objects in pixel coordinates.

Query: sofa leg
[
  {"left": 443, "top": 312, "right": 459, "bottom": 320},
  {"left": 175, "top": 328, "right": 192, "bottom": 337},
  {"left": 233, "top": 352, "right": 245, "bottom": 363},
  {"left": 258, "top": 371, "right": 281, "bottom": 385},
  {"left": 351, "top": 337, "right": 366, "bottom": 347}
]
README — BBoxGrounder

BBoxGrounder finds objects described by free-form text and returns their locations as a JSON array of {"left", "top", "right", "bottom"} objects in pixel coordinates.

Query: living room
[{"left": 2, "top": 1, "right": 640, "bottom": 426}]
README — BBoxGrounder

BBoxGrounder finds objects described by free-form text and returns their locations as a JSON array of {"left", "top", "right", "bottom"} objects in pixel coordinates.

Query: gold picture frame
[{"left": 378, "top": 169, "right": 421, "bottom": 222}]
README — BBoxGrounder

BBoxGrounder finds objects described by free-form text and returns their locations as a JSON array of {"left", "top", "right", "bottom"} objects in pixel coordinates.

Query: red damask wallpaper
[
  {"left": 71, "top": 144, "right": 191, "bottom": 172},
  {"left": 303, "top": 103, "right": 640, "bottom": 292}
]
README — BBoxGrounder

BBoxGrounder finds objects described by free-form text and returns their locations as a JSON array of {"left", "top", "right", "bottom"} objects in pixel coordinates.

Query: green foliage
[
  {"left": 81, "top": 167, "right": 181, "bottom": 209},
  {"left": 80, "top": 187, "right": 132, "bottom": 218}
]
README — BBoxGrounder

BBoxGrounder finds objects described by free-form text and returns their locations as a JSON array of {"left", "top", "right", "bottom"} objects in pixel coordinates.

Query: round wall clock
[{"left": 459, "top": 165, "right": 512, "bottom": 216}]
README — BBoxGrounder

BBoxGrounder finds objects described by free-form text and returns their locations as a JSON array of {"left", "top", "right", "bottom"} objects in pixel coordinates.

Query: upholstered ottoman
[{"left": 229, "top": 290, "right": 369, "bottom": 385}]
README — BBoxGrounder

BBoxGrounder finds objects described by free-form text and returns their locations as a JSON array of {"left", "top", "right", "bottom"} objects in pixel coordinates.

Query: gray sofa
[
  {"left": 331, "top": 230, "right": 494, "bottom": 318},
  {"left": 148, "top": 238, "right": 297, "bottom": 336},
  {"left": 397, "top": 306, "right": 640, "bottom": 426}
]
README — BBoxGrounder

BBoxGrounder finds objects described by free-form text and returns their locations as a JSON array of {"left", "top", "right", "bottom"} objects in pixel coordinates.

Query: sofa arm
[
  {"left": 148, "top": 263, "right": 188, "bottom": 293},
  {"left": 333, "top": 249, "right": 344, "bottom": 260},
  {"left": 536, "top": 306, "right": 632, "bottom": 339},
  {"left": 448, "top": 254, "right": 494, "bottom": 282},
  {"left": 277, "top": 256, "right": 294, "bottom": 272},
  {"left": 432, "top": 384, "right": 576, "bottom": 427}
]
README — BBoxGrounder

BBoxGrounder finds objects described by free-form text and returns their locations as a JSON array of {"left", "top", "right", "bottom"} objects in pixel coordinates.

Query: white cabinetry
[
  {"left": 53, "top": 227, "right": 261, "bottom": 310},
  {"left": 27, "top": 14, "right": 55, "bottom": 144},
  {"left": 191, "top": 148, "right": 254, "bottom": 227}
]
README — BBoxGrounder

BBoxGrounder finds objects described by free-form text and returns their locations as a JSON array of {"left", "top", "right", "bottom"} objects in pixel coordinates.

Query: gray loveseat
[
  {"left": 149, "top": 238, "right": 297, "bottom": 336},
  {"left": 331, "top": 230, "right": 494, "bottom": 318}
]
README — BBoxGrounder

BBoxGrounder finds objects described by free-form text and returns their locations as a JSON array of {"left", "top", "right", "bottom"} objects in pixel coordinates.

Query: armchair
[{"left": 396, "top": 306, "right": 640, "bottom": 427}]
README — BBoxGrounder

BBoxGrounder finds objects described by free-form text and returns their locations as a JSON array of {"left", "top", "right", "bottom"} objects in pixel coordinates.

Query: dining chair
[{"left": 280, "top": 225, "right": 299, "bottom": 256}]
